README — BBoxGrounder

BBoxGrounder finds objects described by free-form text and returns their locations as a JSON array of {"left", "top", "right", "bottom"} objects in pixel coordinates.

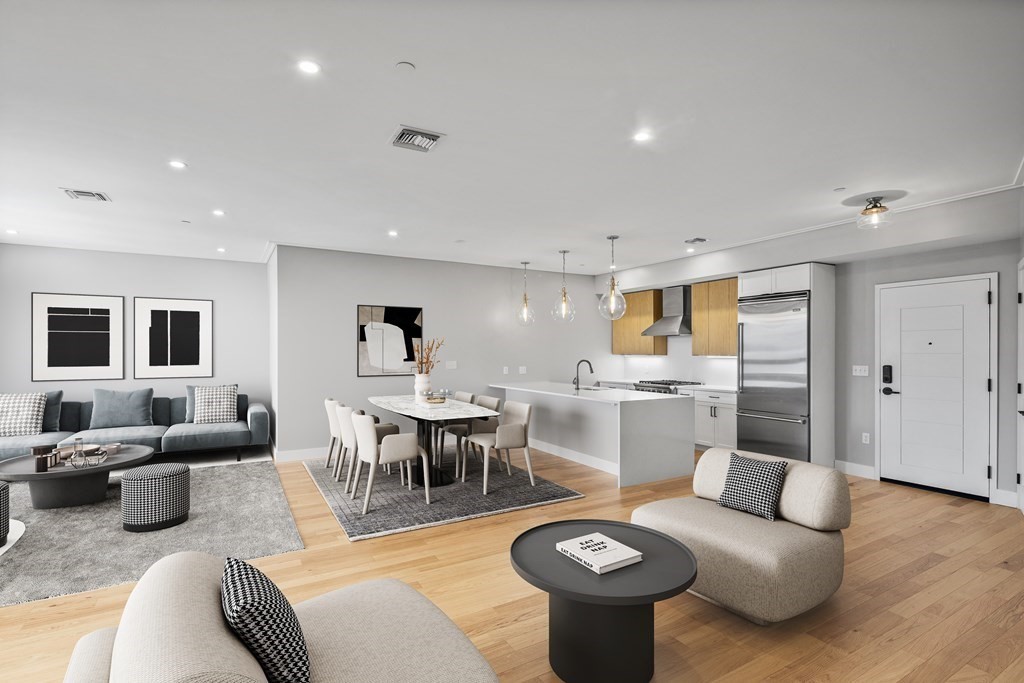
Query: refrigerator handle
[
  {"left": 737, "top": 411, "right": 807, "bottom": 424},
  {"left": 737, "top": 322, "right": 744, "bottom": 393}
]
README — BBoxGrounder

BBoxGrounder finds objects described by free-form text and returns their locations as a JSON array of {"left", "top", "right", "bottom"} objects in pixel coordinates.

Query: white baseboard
[
  {"left": 835, "top": 460, "right": 878, "bottom": 479},
  {"left": 274, "top": 446, "right": 327, "bottom": 463},
  {"left": 990, "top": 488, "right": 1019, "bottom": 508},
  {"left": 529, "top": 438, "right": 619, "bottom": 476}
]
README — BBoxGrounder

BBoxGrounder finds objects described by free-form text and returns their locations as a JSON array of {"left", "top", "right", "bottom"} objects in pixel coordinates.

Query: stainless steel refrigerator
[{"left": 737, "top": 293, "right": 810, "bottom": 461}]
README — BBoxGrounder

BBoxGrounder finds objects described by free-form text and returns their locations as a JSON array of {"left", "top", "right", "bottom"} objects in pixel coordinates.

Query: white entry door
[{"left": 878, "top": 275, "right": 995, "bottom": 497}]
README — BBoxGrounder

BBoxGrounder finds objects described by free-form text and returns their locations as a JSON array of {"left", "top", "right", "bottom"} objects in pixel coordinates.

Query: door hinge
[
  {"left": 1018, "top": 292, "right": 1022, "bottom": 304},
  {"left": 987, "top": 465, "right": 992, "bottom": 479},
  {"left": 988, "top": 291, "right": 993, "bottom": 305},
  {"left": 1018, "top": 473, "right": 1021, "bottom": 485},
  {"left": 1018, "top": 383, "right": 1021, "bottom": 395},
  {"left": 988, "top": 378, "right": 992, "bottom": 392}
]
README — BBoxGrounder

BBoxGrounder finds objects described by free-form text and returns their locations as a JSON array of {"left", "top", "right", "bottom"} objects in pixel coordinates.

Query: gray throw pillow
[
  {"left": 90, "top": 388, "right": 154, "bottom": 429},
  {"left": 43, "top": 390, "right": 63, "bottom": 432},
  {"left": 185, "top": 385, "right": 196, "bottom": 423}
]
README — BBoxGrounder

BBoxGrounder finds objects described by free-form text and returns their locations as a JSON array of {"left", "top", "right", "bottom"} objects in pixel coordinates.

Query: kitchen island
[{"left": 489, "top": 381, "right": 695, "bottom": 487}]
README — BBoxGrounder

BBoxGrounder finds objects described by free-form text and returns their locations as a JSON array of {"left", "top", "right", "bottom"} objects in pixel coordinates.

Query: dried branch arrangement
[{"left": 414, "top": 337, "right": 445, "bottom": 374}]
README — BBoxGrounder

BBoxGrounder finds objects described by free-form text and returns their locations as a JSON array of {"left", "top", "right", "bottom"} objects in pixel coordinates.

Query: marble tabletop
[{"left": 368, "top": 395, "right": 499, "bottom": 422}]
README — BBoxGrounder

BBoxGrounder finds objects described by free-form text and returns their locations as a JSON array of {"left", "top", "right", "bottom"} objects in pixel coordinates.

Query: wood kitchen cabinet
[
  {"left": 691, "top": 277, "right": 738, "bottom": 356},
  {"left": 611, "top": 290, "right": 668, "bottom": 355}
]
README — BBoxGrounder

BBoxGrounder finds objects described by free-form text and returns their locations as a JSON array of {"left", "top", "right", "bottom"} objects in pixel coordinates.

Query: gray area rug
[
  {"left": 0, "top": 461, "right": 303, "bottom": 606},
  {"left": 305, "top": 451, "right": 584, "bottom": 540}
]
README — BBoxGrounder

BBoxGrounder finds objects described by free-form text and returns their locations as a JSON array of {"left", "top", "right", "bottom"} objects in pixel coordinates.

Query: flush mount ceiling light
[
  {"left": 598, "top": 236, "right": 627, "bottom": 321},
  {"left": 686, "top": 248, "right": 695, "bottom": 253},
  {"left": 212, "top": 209, "right": 225, "bottom": 217},
  {"left": 632, "top": 130, "right": 653, "bottom": 143},
  {"left": 516, "top": 261, "right": 535, "bottom": 326},
  {"left": 387, "top": 230, "right": 398, "bottom": 238},
  {"left": 857, "top": 196, "right": 892, "bottom": 229},
  {"left": 168, "top": 160, "right": 187, "bottom": 170},
  {"left": 297, "top": 60, "right": 321, "bottom": 74},
  {"left": 5, "top": 229, "right": 17, "bottom": 235},
  {"left": 216, "top": 247, "right": 226, "bottom": 253},
  {"left": 551, "top": 250, "right": 575, "bottom": 323}
]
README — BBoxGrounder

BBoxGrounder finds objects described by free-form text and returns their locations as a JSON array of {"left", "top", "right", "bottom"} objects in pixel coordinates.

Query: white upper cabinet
[{"left": 739, "top": 263, "right": 813, "bottom": 296}]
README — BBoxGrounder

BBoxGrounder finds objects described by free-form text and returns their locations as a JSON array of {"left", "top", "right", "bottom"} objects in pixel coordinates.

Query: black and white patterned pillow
[
  {"left": 222, "top": 557, "right": 310, "bottom": 683},
  {"left": 718, "top": 453, "right": 788, "bottom": 521},
  {"left": 0, "top": 393, "right": 47, "bottom": 438},
  {"left": 194, "top": 384, "right": 238, "bottom": 424}
]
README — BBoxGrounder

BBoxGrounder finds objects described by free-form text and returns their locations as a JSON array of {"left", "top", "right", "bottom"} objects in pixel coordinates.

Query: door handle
[
  {"left": 736, "top": 411, "right": 807, "bottom": 424},
  {"left": 881, "top": 387, "right": 901, "bottom": 395}
]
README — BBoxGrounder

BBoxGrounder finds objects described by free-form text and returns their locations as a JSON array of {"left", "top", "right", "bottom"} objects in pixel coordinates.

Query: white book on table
[{"left": 556, "top": 532, "right": 643, "bottom": 574}]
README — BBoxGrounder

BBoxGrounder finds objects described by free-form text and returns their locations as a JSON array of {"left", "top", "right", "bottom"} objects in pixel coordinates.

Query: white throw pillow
[
  {"left": 193, "top": 384, "right": 238, "bottom": 424},
  {"left": 0, "top": 393, "right": 48, "bottom": 437}
]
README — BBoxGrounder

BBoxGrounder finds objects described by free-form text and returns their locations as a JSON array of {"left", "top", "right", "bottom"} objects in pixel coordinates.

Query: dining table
[{"left": 368, "top": 395, "right": 500, "bottom": 487}]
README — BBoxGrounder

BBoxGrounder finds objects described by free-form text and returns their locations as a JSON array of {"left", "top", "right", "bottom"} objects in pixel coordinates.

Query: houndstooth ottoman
[
  {"left": 1, "top": 480, "right": 8, "bottom": 546},
  {"left": 121, "top": 463, "right": 190, "bottom": 532}
]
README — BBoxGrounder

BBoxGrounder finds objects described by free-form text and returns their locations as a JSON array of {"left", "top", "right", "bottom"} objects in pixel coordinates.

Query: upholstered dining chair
[
  {"left": 336, "top": 405, "right": 399, "bottom": 491},
  {"left": 350, "top": 413, "right": 431, "bottom": 515},
  {"left": 436, "top": 391, "right": 475, "bottom": 478},
  {"left": 464, "top": 400, "right": 535, "bottom": 495},
  {"left": 324, "top": 398, "right": 342, "bottom": 469}
]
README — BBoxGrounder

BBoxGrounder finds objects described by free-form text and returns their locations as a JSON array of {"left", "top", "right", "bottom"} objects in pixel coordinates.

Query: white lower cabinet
[{"left": 694, "top": 394, "right": 737, "bottom": 449}]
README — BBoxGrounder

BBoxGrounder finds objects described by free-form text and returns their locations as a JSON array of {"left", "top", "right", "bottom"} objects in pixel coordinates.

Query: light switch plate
[
  {"left": 862, "top": 432, "right": 871, "bottom": 444},
  {"left": 852, "top": 365, "right": 869, "bottom": 377},
  {"left": 518, "top": 366, "right": 527, "bottom": 375},
  {"left": 503, "top": 366, "right": 509, "bottom": 375},
  {"left": 445, "top": 360, "right": 457, "bottom": 370}
]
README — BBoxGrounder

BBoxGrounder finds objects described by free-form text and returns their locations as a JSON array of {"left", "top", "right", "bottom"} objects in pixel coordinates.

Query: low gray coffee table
[
  {"left": 0, "top": 445, "right": 154, "bottom": 509},
  {"left": 511, "top": 519, "right": 697, "bottom": 683}
]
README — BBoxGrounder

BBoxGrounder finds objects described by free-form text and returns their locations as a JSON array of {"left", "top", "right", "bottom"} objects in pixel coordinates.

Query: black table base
[
  {"left": 549, "top": 595, "right": 654, "bottom": 683},
  {"left": 28, "top": 471, "right": 110, "bottom": 509}
]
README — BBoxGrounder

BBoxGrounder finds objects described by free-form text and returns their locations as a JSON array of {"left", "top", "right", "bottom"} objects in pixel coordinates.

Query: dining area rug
[
  {"left": 0, "top": 461, "right": 303, "bottom": 606},
  {"left": 305, "top": 451, "right": 584, "bottom": 540}
]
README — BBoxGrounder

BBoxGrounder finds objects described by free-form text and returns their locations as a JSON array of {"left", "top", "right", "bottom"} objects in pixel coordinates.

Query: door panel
[
  {"left": 715, "top": 405, "right": 737, "bottom": 449},
  {"left": 708, "top": 278, "right": 738, "bottom": 356},
  {"left": 879, "top": 278, "right": 991, "bottom": 497},
  {"left": 695, "top": 402, "right": 715, "bottom": 446},
  {"left": 691, "top": 282, "right": 710, "bottom": 356},
  {"left": 736, "top": 410, "right": 809, "bottom": 461},
  {"left": 737, "top": 296, "right": 809, "bottom": 416}
]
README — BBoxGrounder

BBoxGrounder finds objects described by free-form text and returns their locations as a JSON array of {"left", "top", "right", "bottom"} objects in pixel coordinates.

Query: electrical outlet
[
  {"left": 503, "top": 366, "right": 509, "bottom": 375},
  {"left": 518, "top": 366, "right": 527, "bottom": 375},
  {"left": 862, "top": 432, "right": 871, "bottom": 444},
  {"left": 445, "top": 360, "right": 457, "bottom": 370},
  {"left": 852, "top": 365, "right": 869, "bottom": 377}
]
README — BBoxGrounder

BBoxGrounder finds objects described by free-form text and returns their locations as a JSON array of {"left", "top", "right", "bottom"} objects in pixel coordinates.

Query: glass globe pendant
[
  {"left": 516, "top": 261, "right": 535, "bottom": 326},
  {"left": 598, "top": 235, "right": 627, "bottom": 321},
  {"left": 857, "top": 196, "right": 892, "bottom": 229},
  {"left": 551, "top": 250, "right": 576, "bottom": 322}
]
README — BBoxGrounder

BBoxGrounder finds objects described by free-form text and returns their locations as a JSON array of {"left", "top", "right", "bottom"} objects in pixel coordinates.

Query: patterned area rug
[
  {"left": 305, "top": 450, "right": 584, "bottom": 540},
  {"left": 0, "top": 461, "right": 303, "bottom": 606}
]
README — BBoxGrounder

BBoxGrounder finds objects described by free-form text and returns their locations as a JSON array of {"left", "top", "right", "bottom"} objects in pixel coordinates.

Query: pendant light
[
  {"left": 598, "top": 235, "right": 627, "bottom": 321},
  {"left": 857, "top": 196, "right": 892, "bottom": 229},
  {"left": 516, "top": 261, "right": 535, "bottom": 326},
  {"left": 551, "top": 250, "right": 576, "bottom": 323}
]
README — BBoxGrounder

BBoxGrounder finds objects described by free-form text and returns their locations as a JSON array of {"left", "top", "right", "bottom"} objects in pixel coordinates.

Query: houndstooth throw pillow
[
  {"left": 718, "top": 453, "right": 788, "bottom": 521},
  {"left": 193, "top": 384, "right": 238, "bottom": 424},
  {"left": 222, "top": 557, "right": 310, "bottom": 683},
  {"left": 0, "top": 393, "right": 47, "bottom": 437}
]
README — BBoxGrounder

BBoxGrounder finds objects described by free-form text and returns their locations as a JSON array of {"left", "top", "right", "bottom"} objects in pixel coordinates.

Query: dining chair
[
  {"left": 464, "top": 400, "right": 535, "bottom": 495},
  {"left": 436, "top": 391, "right": 475, "bottom": 477},
  {"left": 324, "top": 398, "right": 342, "bottom": 469},
  {"left": 336, "top": 405, "right": 399, "bottom": 490},
  {"left": 469, "top": 395, "right": 503, "bottom": 470},
  {"left": 350, "top": 413, "right": 431, "bottom": 515}
]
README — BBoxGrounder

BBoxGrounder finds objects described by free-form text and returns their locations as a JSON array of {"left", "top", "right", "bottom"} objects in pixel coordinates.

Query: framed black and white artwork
[
  {"left": 357, "top": 305, "right": 422, "bottom": 376},
  {"left": 133, "top": 297, "right": 213, "bottom": 379},
  {"left": 32, "top": 292, "right": 125, "bottom": 381}
]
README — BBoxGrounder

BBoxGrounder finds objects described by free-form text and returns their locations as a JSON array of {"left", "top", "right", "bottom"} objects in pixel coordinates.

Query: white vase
[{"left": 414, "top": 373, "right": 432, "bottom": 404}]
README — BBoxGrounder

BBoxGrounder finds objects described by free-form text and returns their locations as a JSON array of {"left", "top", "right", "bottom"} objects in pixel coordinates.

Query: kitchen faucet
[{"left": 573, "top": 359, "right": 594, "bottom": 390}]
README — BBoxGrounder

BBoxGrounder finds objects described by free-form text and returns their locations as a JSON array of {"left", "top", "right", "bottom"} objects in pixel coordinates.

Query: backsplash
[{"left": 615, "top": 336, "right": 738, "bottom": 386}]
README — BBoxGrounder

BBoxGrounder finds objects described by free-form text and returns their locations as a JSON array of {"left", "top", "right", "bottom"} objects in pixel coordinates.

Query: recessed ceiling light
[
  {"left": 216, "top": 247, "right": 226, "bottom": 253},
  {"left": 5, "top": 229, "right": 17, "bottom": 235},
  {"left": 395, "top": 61, "right": 416, "bottom": 71},
  {"left": 212, "top": 209, "right": 225, "bottom": 217},
  {"left": 387, "top": 230, "right": 398, "bottom": 238},
  {"left": 632, "top": 130, "right": 653, "bottom": 143},
  {"left": 180, "top": 220, "right": 191, "bottom": 224},
  {"left": 686, "top": 248, "right": 695, "bottom": 253},
  {"left": 168, "top": 160, "right": 187, "bottom": 170},
  {"left": 297, "top": 60, "right": 321, "bottom": 74}
]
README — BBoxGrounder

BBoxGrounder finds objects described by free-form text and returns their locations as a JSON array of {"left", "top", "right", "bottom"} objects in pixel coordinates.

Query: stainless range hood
[{"left": 641, "top": 285, "right": 692, "bottom": 336}]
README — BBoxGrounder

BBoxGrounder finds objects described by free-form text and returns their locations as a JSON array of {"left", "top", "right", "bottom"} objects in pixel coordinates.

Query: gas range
[{"left": 633, "top": 379, "right": 704, "bottom": 394}]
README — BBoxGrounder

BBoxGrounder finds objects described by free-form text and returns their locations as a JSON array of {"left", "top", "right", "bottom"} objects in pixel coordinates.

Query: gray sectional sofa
[{"left": 0, "top": 393, "right": 269, "bottom": 461}]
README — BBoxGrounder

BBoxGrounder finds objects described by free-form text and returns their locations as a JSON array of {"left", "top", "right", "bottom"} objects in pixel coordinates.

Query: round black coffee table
[
  {"left": 510, "top": 519, "right": 697, "bottom": 683},
  {"left": 0, "top": 445, "right": 154, "bottom": 509}
]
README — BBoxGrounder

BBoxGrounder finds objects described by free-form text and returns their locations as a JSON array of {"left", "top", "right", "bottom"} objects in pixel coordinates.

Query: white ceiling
[{"left": 1, "top": 0, "right": 1023, "bottom": 274}]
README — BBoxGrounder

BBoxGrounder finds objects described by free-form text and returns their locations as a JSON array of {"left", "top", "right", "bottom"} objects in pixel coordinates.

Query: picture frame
[
  {"left": 31, "top": 292, "right": 125, "bottom": 381},
  {"left": 133, "top": 297, "right": 213, "bottom": 379},
  {"left": 356, "top": 304, "right": 422, "bottom": 377}
]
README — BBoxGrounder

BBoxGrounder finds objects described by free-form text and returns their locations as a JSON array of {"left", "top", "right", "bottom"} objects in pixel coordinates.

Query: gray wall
[
  {"left": 0, "top": 243, "right": 271, "bottom": 409},
  {"left": 835, "top": 239, "right": 1018, "bottom": 492},
  {"left": 273, "top": 245, "right": 616, "bottom": 455}
]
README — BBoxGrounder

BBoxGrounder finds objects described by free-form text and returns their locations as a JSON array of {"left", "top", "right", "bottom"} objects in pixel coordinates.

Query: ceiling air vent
[
  {"left": 684, "top": 237, "right": 708, "bottom": 244},
  {"left": 62, "top": 188, "right": 111, "bottom": 202},
  {"left": 391, "top": 126, "right": 443, "bottom": 153}
]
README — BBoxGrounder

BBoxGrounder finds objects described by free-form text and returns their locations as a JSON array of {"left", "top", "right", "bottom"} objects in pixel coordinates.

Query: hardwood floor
[{"left": 3, "top": 448, "right": 1024, "bottom": 681}]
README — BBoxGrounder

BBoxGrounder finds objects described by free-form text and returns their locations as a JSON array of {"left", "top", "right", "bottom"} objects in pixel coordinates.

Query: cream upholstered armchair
[
  {"left": 437, "top": 391, "right": 475, "bottom": 477},
  {"left": 464, "top": 400, "right": 535, "bottom": 495},
  {"left": 323, "top": 398, "right": 342, "bottom": 470},
  {"left": 335, "top": 405, "right": 399, "bottom": 490},
  {"left": 350, "top": 413, "right": 431, "bottom": 515}
]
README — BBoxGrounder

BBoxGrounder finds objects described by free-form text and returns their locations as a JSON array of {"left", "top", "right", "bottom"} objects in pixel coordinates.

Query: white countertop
[
  {"left": 489, "top": 381, "right": 690, "bottom": 404},
  {"left": 597, "top": 379, "right": 738, "bottom": 393}
]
